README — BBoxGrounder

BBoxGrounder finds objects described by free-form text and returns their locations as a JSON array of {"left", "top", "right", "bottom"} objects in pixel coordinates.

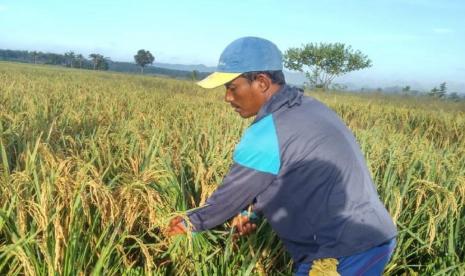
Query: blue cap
[{"left": 197, "top": 37, "right": 283, "bottom": 89}]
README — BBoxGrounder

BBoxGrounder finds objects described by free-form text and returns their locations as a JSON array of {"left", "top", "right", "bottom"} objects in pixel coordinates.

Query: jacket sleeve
[
  {"left": 187, "top": 114, "right": 281, "bottom": 231},
  {"left": 187, "top": 162, "right": 276, "bottom": 231}
]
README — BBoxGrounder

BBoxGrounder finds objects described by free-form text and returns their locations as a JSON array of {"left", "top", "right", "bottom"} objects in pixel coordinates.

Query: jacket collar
[{"left": 253, "top": 84, "right": 303, "bottom": 123}]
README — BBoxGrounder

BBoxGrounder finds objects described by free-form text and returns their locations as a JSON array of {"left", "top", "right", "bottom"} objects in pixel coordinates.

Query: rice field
[{"left": 0, "top": 61, "right": 464, "bottom": 275}]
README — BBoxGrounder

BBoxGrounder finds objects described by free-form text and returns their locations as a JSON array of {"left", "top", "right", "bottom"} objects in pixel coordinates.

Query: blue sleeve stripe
[{"left": 233, "top": 114, "right": 280, "bottom": 175}]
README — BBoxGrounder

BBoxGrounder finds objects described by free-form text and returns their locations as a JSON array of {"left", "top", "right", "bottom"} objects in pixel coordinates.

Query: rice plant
[{"left": 0, "top": 62, "right": 464, "bottom": 275}]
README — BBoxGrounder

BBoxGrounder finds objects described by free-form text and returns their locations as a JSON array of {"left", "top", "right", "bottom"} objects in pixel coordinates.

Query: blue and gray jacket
[{"left": 188, "top": 85, "right": 397, "bottom": 263}]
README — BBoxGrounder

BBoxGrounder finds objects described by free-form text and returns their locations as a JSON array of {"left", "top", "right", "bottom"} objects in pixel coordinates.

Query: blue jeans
[{"left": 294, "top": 238, "right": 396, "bottom": 275}]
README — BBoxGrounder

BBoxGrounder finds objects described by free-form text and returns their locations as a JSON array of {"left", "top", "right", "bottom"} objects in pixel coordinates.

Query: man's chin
[
  {"left": 238, "top": 112, "right": 254, "bottom": 119},
  {"left": 233, "top": 108, "right": 256, "bottom": 118}
]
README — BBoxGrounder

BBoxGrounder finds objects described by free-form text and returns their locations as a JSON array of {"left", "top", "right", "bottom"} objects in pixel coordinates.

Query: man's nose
[{"left": 224, "top": 89, "right": 233, "bottom": 103}]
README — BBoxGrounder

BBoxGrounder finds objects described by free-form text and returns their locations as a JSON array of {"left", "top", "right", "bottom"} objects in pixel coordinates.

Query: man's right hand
[{"left": 231, "top": 213, "right": 257, "bottom": 237}]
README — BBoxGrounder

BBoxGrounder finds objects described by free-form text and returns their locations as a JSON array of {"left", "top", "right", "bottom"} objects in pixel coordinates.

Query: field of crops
[{"left": 0, "top": 62, "right": 464, "bottom": 275}]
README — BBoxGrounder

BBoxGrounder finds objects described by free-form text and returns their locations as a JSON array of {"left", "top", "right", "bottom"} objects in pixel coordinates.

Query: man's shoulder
[
  {"left": 273, "top": 94, "right": 337, "bottom": 126},
  {"left": 233, "top": 114, "right": 280, "bottom": 175},
  {"left": 236, "top": 114, "right": 279, "bottom": 154}
]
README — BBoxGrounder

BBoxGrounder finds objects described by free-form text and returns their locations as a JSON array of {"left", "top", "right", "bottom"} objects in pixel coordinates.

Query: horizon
[{"left": 1, "top": 0, "right": 464, "bottom": 92}]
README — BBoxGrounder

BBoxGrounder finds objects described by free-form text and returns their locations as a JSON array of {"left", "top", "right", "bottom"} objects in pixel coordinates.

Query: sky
[{"left": 1, "top": 0, "right": 464, "bottom": 92}]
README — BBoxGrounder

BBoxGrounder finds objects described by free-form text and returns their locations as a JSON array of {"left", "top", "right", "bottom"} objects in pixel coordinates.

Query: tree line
[
  {"left": 427, "top": 82, "right": 462, "bottom": 101},
  {"left": 0, "top": 49, "right": 209, "bottom": 79},
  {"left": 1, "top": 46, "right": 462, "bottom": 99},
  {"left": 0, "top": 49, "right": 110, "bottom": 70},
  {"left": 381, "top": 82, "right": 462, "bottom": 101},
  {"left": 0, "top": 49, "right": 154, "bottom": 73}
]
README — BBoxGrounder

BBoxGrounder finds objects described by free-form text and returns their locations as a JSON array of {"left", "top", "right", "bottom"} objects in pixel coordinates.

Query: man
[{"left": 167, "top": 37, "right": 397, "bottom": 275}]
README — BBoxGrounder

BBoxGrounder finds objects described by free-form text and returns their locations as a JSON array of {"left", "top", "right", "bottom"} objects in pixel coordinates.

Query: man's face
[{"left": 224, "top": 76, "right": 268, "bottom": 118}]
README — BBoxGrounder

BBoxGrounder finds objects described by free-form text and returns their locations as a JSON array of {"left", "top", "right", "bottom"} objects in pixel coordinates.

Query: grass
[{"left": 0, "top": 61, "right": 464, "bottom": 275}]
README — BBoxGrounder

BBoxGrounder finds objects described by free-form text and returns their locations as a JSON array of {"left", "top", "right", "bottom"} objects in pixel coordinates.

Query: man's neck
[{"left": 265, "top": 84, "right": 283, "bottom": 101}]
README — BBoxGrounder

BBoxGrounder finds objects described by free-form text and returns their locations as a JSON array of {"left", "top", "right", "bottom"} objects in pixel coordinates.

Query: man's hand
[
  {"left": 231, "top": 213, "right": 257, "bottom": 237},
  {"left": 166, "top": 216, "right": 187, "bottom": 237}
]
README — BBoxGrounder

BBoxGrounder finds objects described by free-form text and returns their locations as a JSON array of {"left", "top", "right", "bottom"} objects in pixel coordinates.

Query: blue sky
[{"left": 1, "top": 0, "right": 464, "bottom": 91}]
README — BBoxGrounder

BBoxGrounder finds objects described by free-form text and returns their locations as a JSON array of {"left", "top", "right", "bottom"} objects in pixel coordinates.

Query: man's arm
[
  {"left": 168, "top": 114, "right": 281, "bottom": 235},
  {"left": 185, "top": 162, "right": 275, "bottom": 232}
]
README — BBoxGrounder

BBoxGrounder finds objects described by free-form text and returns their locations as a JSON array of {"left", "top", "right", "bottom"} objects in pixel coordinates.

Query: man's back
[{"left": 251, "top": 85, "right": 397, "bottom": 263}]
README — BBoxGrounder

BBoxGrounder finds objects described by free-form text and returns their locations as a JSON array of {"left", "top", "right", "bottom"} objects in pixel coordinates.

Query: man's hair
[{"left": 241, "top": 70, "right": 286, "bottom": 85}]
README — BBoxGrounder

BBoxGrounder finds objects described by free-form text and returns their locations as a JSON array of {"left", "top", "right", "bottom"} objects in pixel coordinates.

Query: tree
[
  {"left": 64, "top": 51, "right": 75, "bottom": 67},
  {"left": 134, "top": 49, "right": 155, "bottom": 74},
  {"left": 438, "top": 82, "right": 447, "bottom": 98},
  {"left": 47, "top": 53, "right": 65, "bottom": 65},
  {"left": 402, "top": 85, "right": 411, "bottom": 92},
  {"left": 89, "top": 53, "right": 101, "bottom": 70},
  {"left": 331, "top": 83, "right": 348, "bottom": 91},
  {"left": 448, "top": 92, "right": 460, "bottom": 102},
  {"left": 191, "top": 70, "right": 199, "bottom": 80},
  {"left": 75, "top": 54, "right": 84, "bottom": 68},
  {"left": 428, "top": 87, "right": 439, "bottom": 97},
  {"left": 284, "top": 42, "right": 372, "bottom": 90},
  {"left": 88, "top": 53, "right": 109, "bottom": 70},
  {"left": 31, "top": 51, "right": 38, "bottom": 64},
  {"left": 99, "top": 57, "right": 109, "bottom": 70},
  {"left": 428, "top": 82, "right": 447, "bottom": 98}
]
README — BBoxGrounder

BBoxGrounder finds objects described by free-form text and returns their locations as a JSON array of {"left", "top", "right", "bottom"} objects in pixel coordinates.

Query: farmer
[{"left": 167, "top": 37, "right": 397, "bottom": 275}]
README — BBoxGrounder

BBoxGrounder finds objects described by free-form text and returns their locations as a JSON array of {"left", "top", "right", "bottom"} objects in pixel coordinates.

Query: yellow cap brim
[{"left": 196, "top": 72, "right": 241, "bottom": 89}]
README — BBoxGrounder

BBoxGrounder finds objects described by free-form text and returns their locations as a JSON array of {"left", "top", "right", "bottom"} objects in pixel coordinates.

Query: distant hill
[
  {"left": 153, "top": 61, "right": 308, "bottom": 86},
  {"left": 108, "top": 61, "right": 210, "bottom": 79},
  {"left": 154, "top": 62, "right": 216, "bottom": 73}
]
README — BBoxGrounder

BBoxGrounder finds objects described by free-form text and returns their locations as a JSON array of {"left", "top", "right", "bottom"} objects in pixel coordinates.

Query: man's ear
[{"left": 255, "top": 73, "right": 271, "bottom": 93}]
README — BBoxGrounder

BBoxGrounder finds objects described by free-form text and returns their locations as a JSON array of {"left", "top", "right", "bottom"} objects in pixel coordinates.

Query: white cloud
[
  {"left": 0, "top": 5, "right": 7, "bottom": 12},
  {"left": 433, "top": 28, "right": 454, "bottom": 34}
]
